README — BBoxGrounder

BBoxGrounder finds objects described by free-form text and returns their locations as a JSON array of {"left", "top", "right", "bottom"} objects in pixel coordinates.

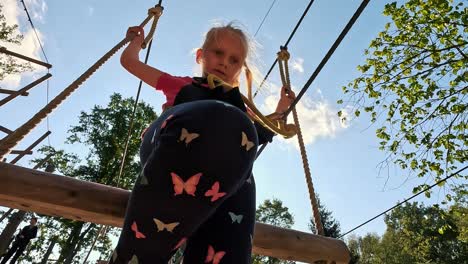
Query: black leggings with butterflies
[{"left": 109, "top": 100, "right": 258, "bottom": 264}]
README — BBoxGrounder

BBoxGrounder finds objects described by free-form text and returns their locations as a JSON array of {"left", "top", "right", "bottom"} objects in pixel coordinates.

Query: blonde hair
[{"left": 200, "top": 22, "right": 259, "bottom": 91}]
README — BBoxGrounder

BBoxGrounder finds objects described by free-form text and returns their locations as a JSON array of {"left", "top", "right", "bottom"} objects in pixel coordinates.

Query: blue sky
[{"left": 1, "top": 0, "right": 451, "bottom": 259}]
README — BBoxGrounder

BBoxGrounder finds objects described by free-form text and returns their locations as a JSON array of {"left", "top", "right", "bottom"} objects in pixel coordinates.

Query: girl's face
[{"left": 196, "top": 30, "right": 246, "bottom": 86}]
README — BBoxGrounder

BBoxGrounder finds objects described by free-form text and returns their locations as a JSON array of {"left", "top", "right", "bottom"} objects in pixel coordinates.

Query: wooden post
[
  {"left": 0, "top": 73, "right": 52, "bottom": 107},
  {"left": 0, "top": 162, "right": 350, "bottom": 263}
]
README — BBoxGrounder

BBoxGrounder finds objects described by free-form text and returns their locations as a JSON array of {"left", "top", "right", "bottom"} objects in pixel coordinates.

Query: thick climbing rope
[
  {"left": 115, "top": 4, "right": 164, "bottom": 188},
  {"left": 277, "top": 47, "right": 324, "bottom": 236},
  {"left": 0, "top": 5, "right": 162, "bottom": 160},
  {"left": 82, "top": 4, "right": 164, "bottom": 263}
]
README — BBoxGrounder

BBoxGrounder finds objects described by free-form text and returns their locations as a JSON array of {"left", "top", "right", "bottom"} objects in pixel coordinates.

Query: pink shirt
[{"left": 156, "top": 73, "right": 193, "bottom": 110}]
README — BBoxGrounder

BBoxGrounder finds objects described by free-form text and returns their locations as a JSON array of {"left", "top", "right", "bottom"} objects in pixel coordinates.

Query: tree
[
  {"left": 308, "top": 196, "right": 341, "bottom": 238},
  {"left": 383, "top": 202, "right": 465, "bottom": 263},
  {"left": 0, "top": 4, "right": 32, "bottom": 81},
  {"left": 253, "top": 198, "right": 295, "bottom": 264},
  {"left": 346, "top": 200, "right": 467, "bottom": 264},
  {"left": 0, "top": 3, "right": 34, "bottom": 255},
  {"left": 339, "top": 0, "right": 467, "bottom": 198},
  {"left": 346, "top": 233, "right": 385, "bottom": 264},
  {"left": 23, "top": 93, "right": 157, "bottom": 263},
  {"left": 449, "top": 184, "right": 468, "bottom": 244}
]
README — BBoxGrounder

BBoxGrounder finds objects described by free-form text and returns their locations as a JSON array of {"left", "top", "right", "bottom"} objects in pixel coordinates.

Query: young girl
[{"left": 110, "top": 23, "right": 295, "bottom": 264}]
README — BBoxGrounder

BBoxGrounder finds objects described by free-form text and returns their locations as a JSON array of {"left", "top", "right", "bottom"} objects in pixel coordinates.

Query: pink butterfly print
[
  {"left": 173, "top": 237, "right": 187, "bottom": 250},
  {"left": 131, "top": 221, "right": 146, "bottom": 239},
  {"left": 204, "top": 182, "right": 227, "bottom": 202},
  {"left": 161, "top": 114, "right": 175, "bottom": 129},
  {"left": 205, "top": 245, "right": 226, "bottom": 264},
  {"left": 171, "top": 172, "right": 202, "bottom": 196}
]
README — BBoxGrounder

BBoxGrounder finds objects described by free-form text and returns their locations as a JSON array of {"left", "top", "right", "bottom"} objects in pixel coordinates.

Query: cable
[
  {"left": 338, "top": 165, "right": 468, "bottom": 239},
  {"left": 114, "top": 38, "right": 154, "bottom": 188},
  {"left": 46, "top": 69, "right": 50, "bottom": 146},
  {"left": 255, "top": 0, "right": 370, "bottom": 160},
  {"left": 19, "top": 0, "right": 49, "bottom": 63},
  {"left": 254, "top": 0, "right": 277, "bottom": 37},
  {"left": 284, "top": 0, "right": 370, "bottom": 117},
  {"left": 254, "top": 0, "right": 317, "bottom": 96},
  {"left": 19, "top": 0, "right": 53, "bottom": 146}
]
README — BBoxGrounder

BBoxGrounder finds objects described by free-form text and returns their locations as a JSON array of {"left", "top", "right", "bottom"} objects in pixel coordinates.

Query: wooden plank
[
  {"left": 9, "top": 150, "right": 33, "bottom": 155},
  {"left": 0, "top": 88, "right": 29, "bottom": 96},
  {"left": 9, "top": 131, "right": 51, "bottom": 164},
  {"left": 0, "top": 162, "right": 350, "bottom": 263},
  {"left": 0, "top": 47, "right": 52, "bottom": 69},
  {"left": 0, "top": 73, "right": 52, "bottom": 107},
  {"left": 0, "top": 126, "right": 13, "bottom": 134}
]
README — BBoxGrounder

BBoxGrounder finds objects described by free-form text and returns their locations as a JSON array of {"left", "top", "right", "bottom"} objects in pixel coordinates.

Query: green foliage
[
  {"left": 347, "top": 197, "right": 468, "bottom": 263},
  {"left": 383, "top": 202, "right": 464, "bottom": 263},
  {"left": 255, "top": 198, "right": 294, "bottom": 228},
  {"left": 253, "top": 198, "right": 295, "bottom": 264},
  {"left": 339, "top": 0, "right": 468, "bottom": 198},
  {"left": 0, "top": 4, "right": 33, "bottom": 80},
  {"left": 66, "top": 93, "right": 157, "bottom": 188},
  {"left": 308, "top": 196, "right": 342, "bottom": 238}
]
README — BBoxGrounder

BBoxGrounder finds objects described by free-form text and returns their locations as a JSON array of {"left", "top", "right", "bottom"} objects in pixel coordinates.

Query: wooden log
[{"left": 0, "top": 162, "right": 350, "bottom": 263}]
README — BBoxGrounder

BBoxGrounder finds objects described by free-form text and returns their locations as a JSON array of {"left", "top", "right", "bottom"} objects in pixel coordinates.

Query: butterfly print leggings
[{"left": 109, "top": 100, "right": 258, "bottom": 264}]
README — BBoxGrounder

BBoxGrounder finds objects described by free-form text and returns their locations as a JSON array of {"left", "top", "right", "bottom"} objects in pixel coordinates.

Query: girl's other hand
[{"left": 275, "top": 86, "right": 296, "bottom": 116}]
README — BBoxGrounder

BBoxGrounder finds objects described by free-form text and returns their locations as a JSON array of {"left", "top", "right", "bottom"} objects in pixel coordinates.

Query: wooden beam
[
  {"left": 0, "top": 46, "right": 52, "bottom": 69},
  {"left": 0, "top": 162, "right": 350, "bottom": 263},
  {"left": 0, "top": 73, "right": 52, "bottom": 107},
  {"left": 9, "top": 131, "right": 51, "bottom": 164},
  {"left": 0, "top": 126, "right": 13, "bottom": 134},
  {"left": 9, "top": 150, "right": 33, "bottom": 155},
  {"left": 0, "top": 88, "right": 29, "bottom": 96}
]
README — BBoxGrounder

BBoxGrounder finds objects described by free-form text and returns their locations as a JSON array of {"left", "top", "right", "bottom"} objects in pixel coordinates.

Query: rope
[
  {"left": 277, "top": 47, "right": 324, "bottom": 236},
  {"left": 85, "top": 4, "right": 164, "bottom": 261},
  {"left": 115, "top": 3, "right": 163, "bottom": 187},
  {"left": 0, "top": 7, "right": 160, "bottom": 160},
  {"left": 85, "top": 3, "right": 164, "bottom": 261},
  {"left": 142, "top": 6, "right": 164, "bottom": 49},
  {"left": 115, "top": 38, "right": 155, "bottom": 187}
]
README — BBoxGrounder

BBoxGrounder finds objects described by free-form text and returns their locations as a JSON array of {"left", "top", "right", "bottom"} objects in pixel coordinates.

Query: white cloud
[
  {"left": 28, "top": 0, "right": 47, "bottom": 22},
  {"left": 262, "top": 87, "right": 350, "bottom": 147},
  {"left": 0, "top": 0, "right": 47, "bottom": 89},
  {"left": 88, "top": 6, "right": 94, "bottom": 16},
  {"left": 292, "top": 57, "right": 304, "bottom": 73}
]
